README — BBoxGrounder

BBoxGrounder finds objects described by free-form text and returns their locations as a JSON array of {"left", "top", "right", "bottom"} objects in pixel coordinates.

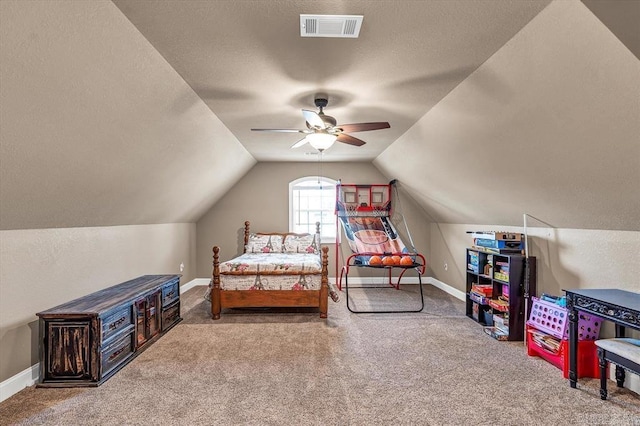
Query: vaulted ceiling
[
  {"left": 0, "top": 0, "right": 638, "bottom": 231},
  {"left": 112, "top": 0, "right": 553, "bottom": 161}
]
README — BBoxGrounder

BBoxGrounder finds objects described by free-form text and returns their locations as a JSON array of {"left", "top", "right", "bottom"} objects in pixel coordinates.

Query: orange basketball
[
  {"left": 382, "top": 256, "right": 395, "bottom": 266},
  {"left": 369, "top": 255, "right": 382, "bottom": 266},
  {"left": 392, "top": 256, "right": 402, "bottom": 265},
  {"left": 400, "top": 256, "right": 413, "bottom": 266}
]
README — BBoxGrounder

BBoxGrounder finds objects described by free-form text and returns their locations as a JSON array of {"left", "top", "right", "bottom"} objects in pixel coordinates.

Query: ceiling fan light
[{"left": 306, "top": 133, "right": 337, "bottom": 151}]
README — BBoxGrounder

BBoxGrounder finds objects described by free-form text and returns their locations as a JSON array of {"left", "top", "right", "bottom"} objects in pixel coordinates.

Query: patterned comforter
[
  {"left": 219, "top": 252, "right": 322, "bottom": 275},
  {"left": 218, "top": 252, "right": 323, "bottom": 291}
]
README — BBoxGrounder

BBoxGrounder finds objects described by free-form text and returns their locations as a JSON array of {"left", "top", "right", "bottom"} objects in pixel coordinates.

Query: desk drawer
[
  {"left": 162, "top": 302, "right": 181, "bottom": 331},
  {"left": 101, "top": 331, "right": 134, "bottom": 377},
  {"left": 162, "top": 280, "right": 180, "bottom": 306},
  {"left": 102, "top": 306, "right": 133, "bottom": 342}
]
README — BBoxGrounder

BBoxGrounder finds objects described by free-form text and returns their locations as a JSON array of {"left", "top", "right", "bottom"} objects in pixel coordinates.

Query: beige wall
[
  {"left": 430, "top": 223, "right": 640, "bottom": 333},
  {"left": 430, "top": 222, "right": 640, "bottom": 392},
  {"left": 196, "top": 162, "right": 432, "bottom": 280},
  {"left": 0, "top": 0, "right": 255, "bottom": 231},
  {"left": 374, "top": 0, "right": 640, "bottom": 232},
  {"left": 0, "top": 223, "right": 196, "bottom": 382}
]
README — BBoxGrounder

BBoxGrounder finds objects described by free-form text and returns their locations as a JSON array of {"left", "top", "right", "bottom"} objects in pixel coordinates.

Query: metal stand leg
[{"left": 345, "top": 269, "right": 425, "bottom": 314}]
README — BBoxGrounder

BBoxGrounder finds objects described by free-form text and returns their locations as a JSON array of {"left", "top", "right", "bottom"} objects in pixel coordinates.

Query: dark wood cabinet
[
  {"left": 466, "top": 249, "right": 536, "bottom": 341},
  {"left": 37, "top": 275, "right": 181, "bottom": 387}
]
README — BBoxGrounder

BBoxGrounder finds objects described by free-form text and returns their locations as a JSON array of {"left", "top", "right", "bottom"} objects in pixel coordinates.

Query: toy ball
[
  {"left": 382, "top": 256, "right": 395, "bottom": 266},
  {"left": 400, "top": 256, "right": 413, "bottom": 266},
  {"left": 369, "top": 255, "right": 382, "bottom": 266},
  {"left": 391, "top": 256, "right": 402, "bottom": 265}
]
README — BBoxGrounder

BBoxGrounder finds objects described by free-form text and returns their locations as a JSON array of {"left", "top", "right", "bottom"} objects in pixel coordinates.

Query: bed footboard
[{"left": 210, "top": 245, "right": 330, "bottom": 320}]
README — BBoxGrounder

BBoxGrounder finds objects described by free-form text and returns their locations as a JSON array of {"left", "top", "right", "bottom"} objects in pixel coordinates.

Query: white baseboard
[
  {"left": 5, "top": 277, "right": 636, "bottom": 400},
  {"left": 182, "top": 276, "right": 466, "bottom": 303},
  {"left": 0, "top": 277, "right": 209, "bottom": 403},
  {"left": 335, "top": 276, "right": 420, "bottom": 287},
  {"left": 425, "top": 277, "right": 466, "bottom": 301},
  {"left": 0, "top": 276, "right": 464, "bottom": 403},
  {"left": 181, "top": 277, "right": 209, "bottom": 293},
  {"left": 332, "top": 275, "right": 466, "bottom": 303},
  {"left": 0, "top": 363, "right": 39, "bottom": 403},
  {"left": 180, "top": 277, "right": 420, "bottom": 289}
]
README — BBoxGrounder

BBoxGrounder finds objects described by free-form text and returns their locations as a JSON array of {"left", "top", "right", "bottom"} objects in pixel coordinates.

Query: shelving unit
[{"left": 466, "top": 248, "right": 536, "bottom": 341}]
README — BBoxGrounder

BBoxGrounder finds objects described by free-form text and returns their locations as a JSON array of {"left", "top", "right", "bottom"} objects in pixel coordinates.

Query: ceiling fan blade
[
  {"left": 251, "top": 128, "right": 309, "bottom": 133},
  {"left": 336, "top": 133, "right": 366, "bottom": 147},
  {"left": 302, "top": 110, "right": 326, "bottom": 129},
  {"left": 291, "top": 138, "right": 309, "bottom": 149},
  {"left": 337, "top": 122, "right": 390, "bottom": 133}
]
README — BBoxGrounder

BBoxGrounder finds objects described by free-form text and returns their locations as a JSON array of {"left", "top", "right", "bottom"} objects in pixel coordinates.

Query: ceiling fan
[{"left": 251, "top": 97, "right": 390, "bottom": 151}]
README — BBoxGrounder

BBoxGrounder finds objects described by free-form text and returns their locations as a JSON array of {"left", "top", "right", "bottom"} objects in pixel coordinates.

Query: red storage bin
[
  {"left": 527, "top": 297, "right": 602, "bottom": 340},
  {"left": 526, "top": 326, "right": 599, "bottom": 379}
]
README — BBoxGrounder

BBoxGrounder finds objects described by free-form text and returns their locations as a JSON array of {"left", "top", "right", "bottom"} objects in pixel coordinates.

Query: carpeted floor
[{"left": 1, "top": 284, "right": 638, "bottom": 425}]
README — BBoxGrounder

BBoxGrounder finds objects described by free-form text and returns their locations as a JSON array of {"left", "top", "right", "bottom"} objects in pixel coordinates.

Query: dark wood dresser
[{"left": 36, "top": 274, "right": 181, "bottom": 387}]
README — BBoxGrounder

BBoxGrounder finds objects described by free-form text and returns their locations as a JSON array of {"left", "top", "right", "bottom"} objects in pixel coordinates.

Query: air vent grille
[
  {"left": 304, "top": 18, "right": 317, "bottom": 35},
  {"left": 300, "top": 14, "right": 363, "bottom": 38}
]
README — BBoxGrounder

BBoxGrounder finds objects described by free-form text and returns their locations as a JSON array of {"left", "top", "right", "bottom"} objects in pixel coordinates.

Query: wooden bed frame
[{"left": 210, "top": 221, "right": 330, "bottom": 319}]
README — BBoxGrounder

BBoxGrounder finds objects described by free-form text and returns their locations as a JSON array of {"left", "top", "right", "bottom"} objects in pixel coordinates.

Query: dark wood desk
[{"left": 565, "top": 289, "right": 640, "bottom": 388}]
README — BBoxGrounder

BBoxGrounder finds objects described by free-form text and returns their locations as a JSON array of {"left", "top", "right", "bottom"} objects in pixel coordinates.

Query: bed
[{"left": 209, "top": 221, "right": 332, "bottom": 319}]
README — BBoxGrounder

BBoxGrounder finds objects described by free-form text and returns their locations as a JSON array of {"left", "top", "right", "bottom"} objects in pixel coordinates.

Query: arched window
[{"left": 289, "top": 176, "right": 337, "bottom": 243}]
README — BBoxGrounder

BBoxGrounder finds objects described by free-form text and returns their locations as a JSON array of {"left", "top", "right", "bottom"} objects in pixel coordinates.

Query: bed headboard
[{"left": 243, "top": 221, "right": 321, "bottom": 254}]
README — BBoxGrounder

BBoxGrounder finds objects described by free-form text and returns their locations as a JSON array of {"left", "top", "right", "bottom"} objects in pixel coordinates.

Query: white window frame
[{"left": 289, "top": 176, "right": 337, "bottom": 244}]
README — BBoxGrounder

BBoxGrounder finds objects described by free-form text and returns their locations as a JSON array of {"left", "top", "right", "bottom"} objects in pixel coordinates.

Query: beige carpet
[{"left": 1, "top": 284, "right": 638, "bottom": 425}]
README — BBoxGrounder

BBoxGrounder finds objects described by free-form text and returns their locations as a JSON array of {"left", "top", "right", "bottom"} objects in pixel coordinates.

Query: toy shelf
[{"left": 466, "top": 248, "right": 537, "bottom": 341}]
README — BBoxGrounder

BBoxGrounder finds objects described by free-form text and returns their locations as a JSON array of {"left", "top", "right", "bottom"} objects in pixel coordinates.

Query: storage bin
[
  {"left": 527, "top": 297, "right": 602, "bottom": 340},
  {"left": 526, "top": 326, "right": 599, "bottom": 379},
  {"left": 481, "top": 308, "right": 493, "bottom": 326}
]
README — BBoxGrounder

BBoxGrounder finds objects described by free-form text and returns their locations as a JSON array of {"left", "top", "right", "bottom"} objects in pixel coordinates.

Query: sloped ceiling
[
  {"left": 0, "top": 0, "right": 255, "bottom": 230},
  {"left": 582, "top": 0, "right": 640, "bottom": 60},
  {"left": 112, "top": 0, "right": 552, "bottom": 162},
  {"left": 0, "top": 0, "right": 638, "bottom": 232},
  {"left": 374, "top": 0, "right": 640, "bottom": 231}
]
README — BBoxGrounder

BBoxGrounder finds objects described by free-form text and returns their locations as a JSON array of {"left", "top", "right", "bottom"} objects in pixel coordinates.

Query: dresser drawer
[
  {"left": 102, "top": 305, "right": 134, "bottom": 342},
  {"left": 162, "top": 280, "right": 180, "bottom": 306},
  {"left": 101, "top": 332, "right": 134, "bottom": 377},
  {"left": 162, "top": 302, "right": 181, "bottom": 331}
]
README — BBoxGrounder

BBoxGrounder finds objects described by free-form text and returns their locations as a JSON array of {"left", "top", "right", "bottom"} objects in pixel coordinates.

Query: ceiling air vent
[{"left": 300, "top": 14, "right": 363, "bottom": 38}]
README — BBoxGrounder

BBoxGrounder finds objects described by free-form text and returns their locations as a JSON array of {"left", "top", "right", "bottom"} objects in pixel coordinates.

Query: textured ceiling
[{"left": 112, "top": 0, "right": 553, "bottom": 162}]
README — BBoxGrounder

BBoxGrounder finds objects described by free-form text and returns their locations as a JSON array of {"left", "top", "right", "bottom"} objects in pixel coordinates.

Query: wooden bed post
[
  {"left": 319, "top": 246, "right": 329, "bottom": 318},
  {"left": 211, "top": 246, "right": 221, "bottom": 320},
  {"left": 243, "top": 221, "right": 251, "bottom": 250}
]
